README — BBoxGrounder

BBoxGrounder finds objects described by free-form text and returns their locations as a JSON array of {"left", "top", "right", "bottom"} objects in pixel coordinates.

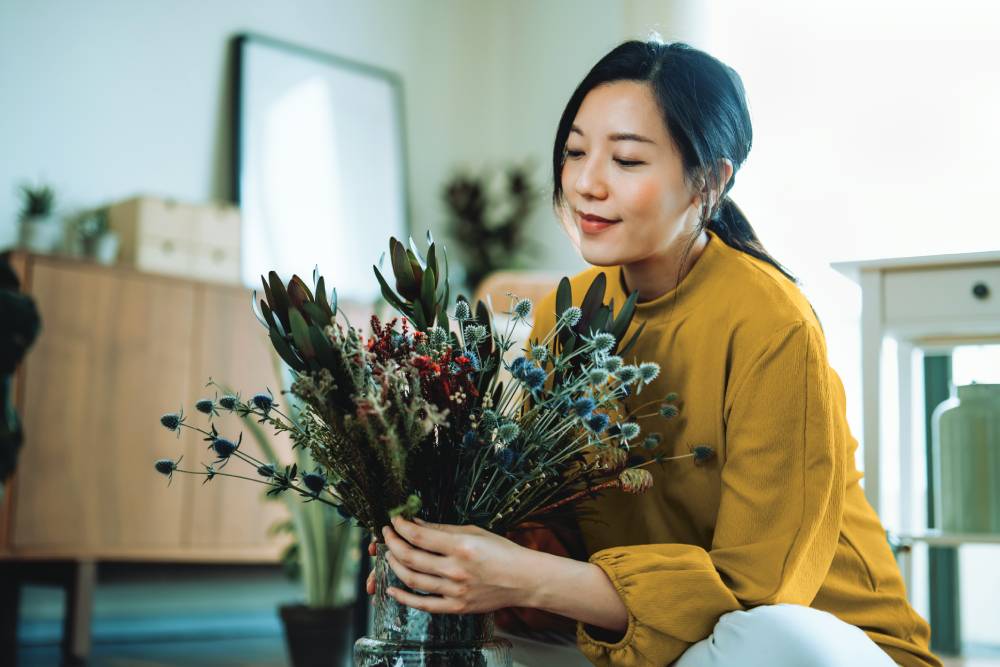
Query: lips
[{"left": 577, "top": 210, "right": 621, "bottom": 235}]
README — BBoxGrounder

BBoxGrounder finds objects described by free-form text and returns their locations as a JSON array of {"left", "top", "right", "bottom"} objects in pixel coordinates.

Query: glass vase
[{"left": 354, "top": 543, "right": 512, "bottom": 666}]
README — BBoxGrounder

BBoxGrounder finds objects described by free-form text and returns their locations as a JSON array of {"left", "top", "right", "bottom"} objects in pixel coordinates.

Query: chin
[{"left": 579, "top": 240, "right": 626, "bottom": 267}]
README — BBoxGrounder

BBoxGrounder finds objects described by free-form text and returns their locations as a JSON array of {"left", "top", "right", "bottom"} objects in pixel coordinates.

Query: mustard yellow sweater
[{"left": 526, "top": 231, "right": 939, "bottom": 667}]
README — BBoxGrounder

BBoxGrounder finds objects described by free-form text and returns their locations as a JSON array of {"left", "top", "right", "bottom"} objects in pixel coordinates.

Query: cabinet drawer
[{"left": 883, "top": 265, "right": 1000, "bottom": 325}]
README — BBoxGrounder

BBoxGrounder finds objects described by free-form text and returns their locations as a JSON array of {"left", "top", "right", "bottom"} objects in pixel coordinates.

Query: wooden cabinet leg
[
  {"left": 61, "top": 560, "right": 95, "bottom": 664},
  {"left": 0, "top": 563, "right": 21, "bottom": 667}
]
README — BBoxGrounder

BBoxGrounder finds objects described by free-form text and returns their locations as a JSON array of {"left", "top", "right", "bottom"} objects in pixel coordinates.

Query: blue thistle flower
[
  {"left": 586, "top": 412, "right": 610, "bottom": 434},
  {"left": 588, "top": 332, "right": 616, "bottom": 353},
  {"left": 523, "top": 365, "right": 547, "bottom": 391},
  {"left": 588, "top": 368, "right": 610, "bottom": 385},
  {"left": 218, "top": 395, "right": 239, "bottom": 411},
  {"left": 257, "top": 463, "right": 277, "bottom": 478},
  {"left": 559, "top": 306, "right": 582, "bottom": 327},
  {"left": 619, "top": 422, "right": 641, "bottom": 440},
  {"left": 616, "top": 365, "right": 640, "bottom": 385},
  {"left": 659, "top": 404, "right": 679, "bottom": 419},
  {"left": 530, "top": 344, "right": 548, "bottom": 363},
  {"left": 498, "top": 422, "right": 520, "bottom": 444},
  {"left": 463, "top": 348, "right": 481, "bottom": 370},
  {"left": 302, "top": 470, "right": 326, "bottom": 496},
  {"left": 510, "top": 356, "right": 528, "bottom": 379},
  {"left": 252, "top": 391, "right": 274, "bottom": 413},
  {"left": 211, "top": 438, "right": 237, "bottom": 459},
  {"left": 642, "top": 433, "right": 663, "bottom": 450},
  {"left": 160, "top": 411, "right": 183, "bottom": 432},
  {"left": 428, "top": 326, "right": 449, "bottom": 347},
  {"left": 462, "top": 429, "right": 479, "bottom": 448},
  {"left": 464, "top": 324, "right": 487, "bottom": 344},
  {"left": 496, "top": 447, "right": 517, "bottom": 471},
  {"left": 480, "top": 409, "right": 499, "bottom": 430},
  {"left": 665, "top": 392, "right": 679, "bottom": 402},
  {"left": 638, "top": 362, "right": 661, "bottom": 383},
  {"left": 573, "top": 397, "right": 596, "bottom": 419},
  {"left": 693, "top": 445, "right": 715, "bottom": 464},
  {"left": 512, "top": 298, "right": 533, "bottom": 320},
  {"left": 195, "top": 398, "right": 216, "bottom": 415},
  {"left": 454, "top": 300, "right": 471, "bottom": 320},
  {"left": 602, "top": 355, "right": 623, "bottom": 373},
  {"left": 154, "top": 458, "right": 177, "bottom": 476}
]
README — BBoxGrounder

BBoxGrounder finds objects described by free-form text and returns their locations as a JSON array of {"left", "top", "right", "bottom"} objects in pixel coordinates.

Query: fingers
[
  {"left": 390, "top": 516, "right": 467, "bottom": 555},
  {"left": 386, "top": 552, "right": 462, "bottom": 598},
  {"left": 368, "top": 541, "right": 376, "bottom": 557},
  {"left": 366, "top": 570, "right": 375, "bottom": 596},
  {"left": 382, "top": 525, "right": 457, "bottom": 579},
  {"left": 386, "top": 585, "right": 466, "bottom": 614}
]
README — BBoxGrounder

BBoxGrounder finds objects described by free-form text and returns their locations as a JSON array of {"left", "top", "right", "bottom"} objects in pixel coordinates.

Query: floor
[{"left": 13, "top": 563, "right": 1000, "bottom": 666}]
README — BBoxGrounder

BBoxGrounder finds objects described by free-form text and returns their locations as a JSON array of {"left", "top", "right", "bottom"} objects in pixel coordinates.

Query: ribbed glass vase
[{"left": 354, "top": 543, "right": 513, "bottom": 666}]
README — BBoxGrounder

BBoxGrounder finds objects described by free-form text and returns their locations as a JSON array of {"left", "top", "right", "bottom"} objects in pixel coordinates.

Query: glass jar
[
  {"left": 931, "top": 383, "right": 1000, "bottom": 533},
  {"left": 354, "top": 543, "right": 512, "bottom": 666}
]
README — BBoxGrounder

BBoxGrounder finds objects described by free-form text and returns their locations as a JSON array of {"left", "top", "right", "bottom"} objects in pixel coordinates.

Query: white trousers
[{"left": 498, "top": 604, "right": 896, "bottom": 666}]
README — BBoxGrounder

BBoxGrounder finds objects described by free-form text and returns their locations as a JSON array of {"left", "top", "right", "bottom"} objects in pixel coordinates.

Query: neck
[{"left": 620, "top": 229, "right": 709, "bottom": 303}]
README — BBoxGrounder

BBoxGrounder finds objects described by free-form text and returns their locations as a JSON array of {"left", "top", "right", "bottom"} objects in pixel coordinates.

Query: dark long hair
[{"left": 551, "top": 39, "right": 796, "bottom": 283}]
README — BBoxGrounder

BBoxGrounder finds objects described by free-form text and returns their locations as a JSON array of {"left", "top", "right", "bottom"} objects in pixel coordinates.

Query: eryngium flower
[
  {"left": 219, "top": 395, "right": 239, "bottom": 411},
  {"left": 464, "top": 324, "right": 487, "bottom": 345},
  {"left": 693, "top": 445, "right": 715, "bottom": 464},
  {"left": 523, "top": 365, "right": 546, "bottom": 391},
  {"left": 588, "top": 368, "right": 610, "bottom": 385},
  {"left": 212, "top": 438, "right": 237, "bottom": 459},
  {"left": 195, "top": 398, "right": 216, "bottom": 415},
  {"left": 616, "top": 365, "right": 640, "bottom": 385},
  {"left": 559, "top": 306, "right": 582, "bottom": 327},
  {"left": 530, "top": 344, "right": 548, "bottom": 363},
  {"left": 454, "top": 300, "right": 471, "bottom": 320},
  {"left": 512, "top": 298, "right": 532, "bottom": 320},
  {"left": 586, "top": 412, "right": 610, "bottom": 433},
  {"left": 619, "top": 422, "right": 641, "bottom": 440},
  {"left": 257, "top": 463, "right": 277, "bottom": 478},
  {"left": 638, "top": 362, "right": 660, "bottom": 383},
  {"left": 602, "top": 355, "right": 623, "bottom": 373},
  {"left": 589, "top": 332, "right": 615, "bottom": 353},
  {"left": 497, "top": 422, "right": 520, "bottom": 444},
  {"left": 642, "top": 433, "right": 663, "bottom": 450},
  {"left": 497, "top": 447, "right": 517, "bottom": 470},
  {"left": 154, "top": 458, "right": 177, "bottom": 476},
  {"left": 428, "top": 326, "right": 449, "bottom": 347},
  {"left": 302, "top": 470, "right": 326, "bottom": 496},
  {"left": 160, "top": 412, "right": 182, "bottom": 431},
  {"left": 659, "top": 404, "right": 679, "bottom": 418},
  {"left": 620, "top": 468, "right": 653, "bottom": 493},
  {"left": 573, "top": 397, "right": 596, "bottom": 418},
  {"left": 252, "top": 392, "right": 274, "bottom": 413}
]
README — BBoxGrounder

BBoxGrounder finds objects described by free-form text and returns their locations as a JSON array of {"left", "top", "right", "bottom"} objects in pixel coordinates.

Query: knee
[{"left": 704, "top": 604, "right": 890, "bottom": 667}]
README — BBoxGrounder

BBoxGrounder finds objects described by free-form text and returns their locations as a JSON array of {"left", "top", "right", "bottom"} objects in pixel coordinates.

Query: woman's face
[{"left": 560, "top": 80, "right": 703, "bottom": 267}]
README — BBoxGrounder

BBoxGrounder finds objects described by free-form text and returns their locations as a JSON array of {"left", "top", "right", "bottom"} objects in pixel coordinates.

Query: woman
[{"left": 371, "top": 39, "right": 940, "bottom": 667}]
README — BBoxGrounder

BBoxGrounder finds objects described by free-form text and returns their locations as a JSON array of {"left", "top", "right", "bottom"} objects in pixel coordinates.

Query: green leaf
[
  {"left": 390, "top": 237, "right": 418, "bottom": 298},
  {"left": 268, "top": 271, "right": 291, "bottom": 331},
  {"left": 374, "top": 265, "right": 407, "bottom": 314},
  {"left": 408, "top": 236, "right": 427, "bottom": 269},
  {"left": 302, "top": 302, "right": 330, "bottom": 327},
  {"left": 420, "top": 266, "right": 436, "bottom": 328},
  {"left": 288, "top": 275, "right": 314, "bottom": 309},
  {"left": 555, "top": 277, "right": 572, "bottom": 319},
  {"left": 259, "top": 299, "right": 277, "bottom": 331},
  {"left": 578, "top": 273, "right": 607, "bottom": 332},
  {"left": 610, "top": 289, "right": 639, "bottom": 340},
  {"left": 289, "top": 310, "right": 315, "bottom": 360},
  {"left": 315, "top": 276, "right": 333, "bottom": 318},
  {"left": 309, "top": 325, "right": 337, "bottom": 370},
  {"left": 269, "top": 327, "right": 305, "bottom": 372}
]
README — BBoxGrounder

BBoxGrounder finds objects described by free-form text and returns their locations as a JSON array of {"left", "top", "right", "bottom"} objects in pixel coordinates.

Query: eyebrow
[{"left": 570, "top": 125, "right": 657, "bottom": 144}]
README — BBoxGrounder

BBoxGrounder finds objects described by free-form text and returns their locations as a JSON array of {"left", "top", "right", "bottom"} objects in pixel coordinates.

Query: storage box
[{"left": 107, "top": 196, "right": 241, "bottom": 285}]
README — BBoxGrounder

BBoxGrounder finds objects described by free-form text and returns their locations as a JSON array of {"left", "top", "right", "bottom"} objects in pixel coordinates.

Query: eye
[
  {"left": 565, "top": 149, "right": 584, "bottom": 159},
  {"left": 615, "top": 158, "right": 644, "bottom": 167}
]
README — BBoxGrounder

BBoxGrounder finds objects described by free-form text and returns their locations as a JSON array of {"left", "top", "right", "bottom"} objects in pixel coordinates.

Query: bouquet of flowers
[{"left": 154, "top": 233, "right": 705, "bottom": 537}]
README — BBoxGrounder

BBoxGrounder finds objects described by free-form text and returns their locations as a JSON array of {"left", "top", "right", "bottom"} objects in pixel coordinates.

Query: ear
[{"left": 692, "top": 158, "right": 735, "bottom": 211}]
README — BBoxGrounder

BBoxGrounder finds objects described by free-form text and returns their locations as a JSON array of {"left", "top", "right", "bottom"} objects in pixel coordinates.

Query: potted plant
[
  {"left": 73, "top": 207, "right": 120, "bottom": 265},
  {"left": 17, "top": 182, "right": 63, "bottom": 254},
  {"left": 442, "top": 159, "right": 541, "bottom": 293},
  {"left": 213, "top": 361, "right": 361, "bottom": 667}
]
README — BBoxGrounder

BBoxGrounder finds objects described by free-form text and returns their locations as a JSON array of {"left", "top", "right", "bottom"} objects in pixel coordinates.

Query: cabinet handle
[{"left": 972, "top": 281, "right": 990, "bottom": 300}]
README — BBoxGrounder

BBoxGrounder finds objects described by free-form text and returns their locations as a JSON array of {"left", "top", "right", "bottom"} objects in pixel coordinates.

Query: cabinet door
[
  {"left": 182, "top": 285, "right": 292, "bottom": 556},
  {"left": 12, "top": 259, "right": 198, "bottom": 553}
]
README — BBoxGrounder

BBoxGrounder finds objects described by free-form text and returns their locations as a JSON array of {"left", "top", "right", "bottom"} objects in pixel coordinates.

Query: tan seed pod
[{"left": 619, "top": 468, "right": 653, "bottom": 493}]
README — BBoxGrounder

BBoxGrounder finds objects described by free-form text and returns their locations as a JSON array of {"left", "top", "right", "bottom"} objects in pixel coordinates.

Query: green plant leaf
[
  {"left": 268, "top": 271, "right": 291, "bottom": 332},
  {"left": 289, "top": 310, "right": 315, "bottom": 360},
  {"left": 390, "top": 237, "right": 418, "bottom": 298},
  {"left": 420, "top": 266, "right": 436, "bottom": 328},
  {"left": 269, "top": 327, "right": 305, "bottom": 372}
]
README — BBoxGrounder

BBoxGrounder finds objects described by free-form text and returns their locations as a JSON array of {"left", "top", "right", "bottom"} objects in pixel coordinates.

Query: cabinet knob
[{"left": 972, "top": 281, "right": 990, "bottom": 300}]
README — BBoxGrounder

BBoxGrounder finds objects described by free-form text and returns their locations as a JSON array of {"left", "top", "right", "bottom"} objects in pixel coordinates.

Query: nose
[{"left": 571, "top": 154, "right": 609, "bottom": 201}]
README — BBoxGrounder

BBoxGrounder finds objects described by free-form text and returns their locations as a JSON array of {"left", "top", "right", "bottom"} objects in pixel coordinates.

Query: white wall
[{"left": 0, "top": 0, "right": 693, "bottom": 278}]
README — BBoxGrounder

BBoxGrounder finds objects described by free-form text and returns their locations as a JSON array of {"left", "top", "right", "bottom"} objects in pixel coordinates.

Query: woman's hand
[{"left": 366, "top": 515, "right": 541, "bottom": 614}]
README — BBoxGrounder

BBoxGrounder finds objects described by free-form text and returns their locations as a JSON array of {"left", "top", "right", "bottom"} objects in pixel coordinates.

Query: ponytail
[{"left": 706, "top": 198, "right": 797, "bottom": 283}]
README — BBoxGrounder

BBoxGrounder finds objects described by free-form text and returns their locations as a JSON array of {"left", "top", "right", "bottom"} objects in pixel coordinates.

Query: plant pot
[
  {"left": 280, "top": 602, "right": 355, "bottom": 667},
  {"left": 353, "top": 543, "right": 512, "bottom": 666},
  {"left": 18, "top": 214, "right": 63, "bottom": 254}
]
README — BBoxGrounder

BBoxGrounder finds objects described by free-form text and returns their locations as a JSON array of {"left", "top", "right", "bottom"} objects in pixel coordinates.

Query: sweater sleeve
[{"left": 576, "top": 321, "right": 847, "bottom": 666}]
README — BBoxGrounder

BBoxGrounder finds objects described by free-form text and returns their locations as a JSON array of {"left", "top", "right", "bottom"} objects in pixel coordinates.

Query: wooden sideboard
[{"left": 0, "top": 251, "right": 320, "bottom": 663}]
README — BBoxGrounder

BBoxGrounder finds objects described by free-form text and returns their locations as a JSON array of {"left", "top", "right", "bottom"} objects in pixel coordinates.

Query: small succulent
[{"left": 18, "top": 183, "right": 55, "bottom": 220}]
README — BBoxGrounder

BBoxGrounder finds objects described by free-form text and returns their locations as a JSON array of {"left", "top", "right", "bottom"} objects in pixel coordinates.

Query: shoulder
[{"left": 706, "top": 240, "right": 824, "bottom": 345}]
